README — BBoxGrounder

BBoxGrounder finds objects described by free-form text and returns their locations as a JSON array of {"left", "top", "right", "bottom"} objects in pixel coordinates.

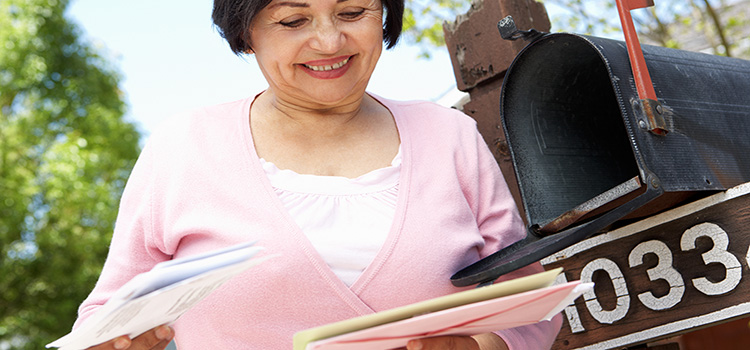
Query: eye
[
  {"left": 338, "top": 8, "right": 365, "bottom": 20},
  {"left": 279, "top": 17, "right": 308, "bottom": 28}
]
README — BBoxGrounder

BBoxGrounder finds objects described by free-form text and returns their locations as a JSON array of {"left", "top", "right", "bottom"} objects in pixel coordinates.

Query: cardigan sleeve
[
  {"left": 465, "top": 126, "right": 563, "bottom": 349},
  {"left": 73, "top": 139, "right": 172, "bottom": 329}
]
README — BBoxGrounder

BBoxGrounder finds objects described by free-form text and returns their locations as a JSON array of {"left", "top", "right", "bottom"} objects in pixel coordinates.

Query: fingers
[
  {"left": 85, "top": 336, "right": 131, "bottom": 350},
  {"left": 86, "top": 325, "right": 174, "bottom": 350},
  {"left": 406, "top": 336, "right": 480, "bottom": 350},
  {"left": 471, "top": 333, "right": 509, "bottom": 350},
  {"left": 130, "top": 325, "right": 174, "bottom": 350}
]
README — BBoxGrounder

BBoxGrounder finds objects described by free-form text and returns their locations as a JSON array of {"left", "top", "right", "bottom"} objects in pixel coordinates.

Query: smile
[{"left": 302, "top": 57, "right": 350, "bottom": 72}]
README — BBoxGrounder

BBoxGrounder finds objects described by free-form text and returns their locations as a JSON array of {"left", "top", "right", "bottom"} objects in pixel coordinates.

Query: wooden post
[
  {"left": 443, "top": 0, "right": 750, "bottom": 348},
  {"left": 443, "top": 0, "right": 550, "bottom": 222}
]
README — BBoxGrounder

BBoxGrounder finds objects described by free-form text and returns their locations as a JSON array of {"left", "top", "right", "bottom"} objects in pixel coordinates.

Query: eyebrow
[
  {"left": 269, "top": 0, "right": 350, "bottom": 9},
  {"left": 271, "top": 2, "right": 308, "bottom": 8}
]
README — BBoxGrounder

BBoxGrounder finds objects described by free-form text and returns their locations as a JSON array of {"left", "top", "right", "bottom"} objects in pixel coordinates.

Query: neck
[
  {"left": 249, "top": 89, "right": 398, "bottom": 178},
  {"left": 255, "top": 90, "right": 375, "bottom": 136}
]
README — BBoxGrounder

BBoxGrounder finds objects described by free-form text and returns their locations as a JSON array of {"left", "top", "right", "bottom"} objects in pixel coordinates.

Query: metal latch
[{"left": 616, "top": 0, "right": 668, "bottom": 135}]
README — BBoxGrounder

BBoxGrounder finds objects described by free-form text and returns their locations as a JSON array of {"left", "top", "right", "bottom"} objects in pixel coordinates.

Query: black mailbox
[{"left": 452, "top": 32, "right": 750, "bottom": 287}]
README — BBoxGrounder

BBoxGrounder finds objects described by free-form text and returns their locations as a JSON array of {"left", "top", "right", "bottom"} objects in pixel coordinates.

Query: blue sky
[{"left": 66, "top": 0, "right": 461, "bottom": 139}]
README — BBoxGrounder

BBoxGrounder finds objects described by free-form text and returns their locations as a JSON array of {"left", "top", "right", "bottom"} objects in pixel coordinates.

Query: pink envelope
[{"left": 306, "top": 281, "right": 588, "bottom": 350}]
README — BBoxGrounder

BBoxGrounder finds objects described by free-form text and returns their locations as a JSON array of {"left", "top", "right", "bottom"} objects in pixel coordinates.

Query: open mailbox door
[{"left": 451, "top": 19, "right": 750, "bottom": 287}]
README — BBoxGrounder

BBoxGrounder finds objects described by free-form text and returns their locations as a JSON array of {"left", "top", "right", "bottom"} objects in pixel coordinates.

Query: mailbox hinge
[
  {"left": 497, "top": 16, "right": 545, "bottom": 43},
  {"left": 640, "top": 98, "right": 668, "bottom": 135}
]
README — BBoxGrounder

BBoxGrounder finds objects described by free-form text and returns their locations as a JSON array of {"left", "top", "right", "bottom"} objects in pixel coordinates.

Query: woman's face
[{"left": 249, "top": 0, "right": 384, "bottom": 109}]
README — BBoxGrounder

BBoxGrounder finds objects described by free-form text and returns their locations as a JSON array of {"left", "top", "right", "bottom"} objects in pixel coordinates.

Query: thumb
[{"left": 406, "top": 336, "right": 480, "bottom": 350}]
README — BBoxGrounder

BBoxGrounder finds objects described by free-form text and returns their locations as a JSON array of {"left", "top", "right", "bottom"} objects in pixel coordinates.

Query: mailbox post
[{"left": 444, "top": 0, "right": 750, "bottom": 348}]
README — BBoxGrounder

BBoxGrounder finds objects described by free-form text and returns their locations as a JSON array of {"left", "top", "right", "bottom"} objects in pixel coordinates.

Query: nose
[{"left": 310, "top": 19, "right": 345, "bottom": 53}]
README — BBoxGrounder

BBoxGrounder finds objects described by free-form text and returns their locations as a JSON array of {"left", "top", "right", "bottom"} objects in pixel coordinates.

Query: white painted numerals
[
  {"left": 628, "top": 240, "right": 685, "bottom": 310},
  {"left": 561, "top": 221, "right": 745, "bottom": 333},
  {"left": 680, "top": 222, "right": 742, "bottom": 296},
  {"left": 580, "top": 258, "right": 630, "bottom": 324},
  {"left": 555, "top": 273, "right": 586, "bottom": 333}
]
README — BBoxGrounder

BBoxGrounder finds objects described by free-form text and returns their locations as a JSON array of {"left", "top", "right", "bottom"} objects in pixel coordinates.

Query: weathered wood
[
  {"left": 442, "top": 1, "right": 750, "bottom": 348},
  {"left": 443, "top": 0, "right": 551, "bottom": 223},
  {"left": 442, "top": 0, "right": 549, "bottom": 91},
  {"left": 542, "top": 183, "right": 750, "bottom": 349}
]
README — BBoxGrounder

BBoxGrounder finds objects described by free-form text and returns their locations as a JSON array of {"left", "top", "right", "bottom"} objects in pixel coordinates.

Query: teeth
[{"left": 305, "top": 57, "right": 349, "bottom": 71}]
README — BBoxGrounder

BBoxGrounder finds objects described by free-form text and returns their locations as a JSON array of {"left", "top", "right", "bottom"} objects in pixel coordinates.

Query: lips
[
  {"left": 299, "top": 55, "right": 354, "bottom": 79},
  {"left": 302, "top": 56, "right": 350, "bottom": 71}
]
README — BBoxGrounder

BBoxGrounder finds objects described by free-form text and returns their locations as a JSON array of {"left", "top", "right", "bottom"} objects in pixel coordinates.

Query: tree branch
[{"left": 702, "top": 0, "right": 732, "bottom": 56}]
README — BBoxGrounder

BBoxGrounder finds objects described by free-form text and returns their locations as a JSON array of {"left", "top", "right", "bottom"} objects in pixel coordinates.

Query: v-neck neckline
[{"left": 237, "top": 93, "right": 412, "bottom": 314}]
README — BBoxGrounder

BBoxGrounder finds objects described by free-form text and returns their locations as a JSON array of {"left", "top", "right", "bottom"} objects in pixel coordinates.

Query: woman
[{"left": 77, "top": 0, "right": 561, "bottom": 349}]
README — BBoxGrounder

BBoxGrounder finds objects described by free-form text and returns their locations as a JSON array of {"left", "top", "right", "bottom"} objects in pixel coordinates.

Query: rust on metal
[
  {"left": 616, "top": 0, "right": 670, "bottom": 136},
  {"left": 641, "top": 98, "right": 669, "bottom": 135},
  {"left": 537, "top": 176, "right": 644, "bottom": 234}
]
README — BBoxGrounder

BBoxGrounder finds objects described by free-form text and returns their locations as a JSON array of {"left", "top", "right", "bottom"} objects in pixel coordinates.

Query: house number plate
[{"left": 542, "top": 183, "right": 750, "bottom": 349}]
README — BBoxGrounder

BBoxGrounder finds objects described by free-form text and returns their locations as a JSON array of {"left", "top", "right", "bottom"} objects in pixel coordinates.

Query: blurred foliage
[
  {"left": 0, "top": 0, "right": 140, "bottom": 348},
  {"left": 403, "top": 0, "right": 473, "bottom": 56},
  {"left": 403, "top": 0, "right": 750, "bottom": 59},
  {"left": 543, "top": 0, "right": 750, "bottom": 58},
  {"left": 1, "top": 0, "right": 747, "bottom": 348}
]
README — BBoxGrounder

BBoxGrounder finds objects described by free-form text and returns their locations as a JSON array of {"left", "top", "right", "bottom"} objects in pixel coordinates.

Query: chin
[{"left": 306, "top": 87, "right": 366, "bottom": 106}]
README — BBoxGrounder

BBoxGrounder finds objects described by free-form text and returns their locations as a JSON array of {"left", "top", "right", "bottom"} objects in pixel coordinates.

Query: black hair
[{"left": 212, "top": 0, "right": 404, "bottom": 55}]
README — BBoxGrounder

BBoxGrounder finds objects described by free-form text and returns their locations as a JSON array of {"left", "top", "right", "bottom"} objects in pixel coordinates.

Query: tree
[
  {"left": 543, "top": 0, "right": 750, "bottom": 58},
  {"left": 0, "top": 0, "right": 141, "bottom": 348},
  {"left": 404, "top": 0, "right": 750, "bottom": 59},
  {"left": 404, "top": 0, "right": 473, "bottom": 49}
]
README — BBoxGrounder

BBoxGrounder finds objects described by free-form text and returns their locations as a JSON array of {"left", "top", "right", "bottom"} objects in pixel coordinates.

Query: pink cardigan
[{"left": 76, "top": 95, "right": 561, "bottom": 349}]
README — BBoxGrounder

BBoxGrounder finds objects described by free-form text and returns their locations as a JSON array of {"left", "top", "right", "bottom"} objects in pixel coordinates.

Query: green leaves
[
  {"left": 405, "top": 0, "right": 748, "bottom": 60},
  {"left": 1, "top": 0, "right": 140, "bottom": 348},
  {"left": 543, "top": 0, "right": 749, "bottom": 58},
  {"left": 402, "top": 0, "right": 473, "bottom": 56}
]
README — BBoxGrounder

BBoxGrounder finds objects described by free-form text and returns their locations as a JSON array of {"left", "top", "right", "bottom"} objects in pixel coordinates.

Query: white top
[{"left": 260, "top": 150, "right": 401, "bottom": 286}]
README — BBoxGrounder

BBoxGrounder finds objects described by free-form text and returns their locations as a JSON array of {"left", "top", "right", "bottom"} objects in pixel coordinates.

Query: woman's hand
[
  {"left": 86, "top": 325, "right": 174, "bottom": 350},
  {"left": 405, "top": 333, "right": 509, "bottom": 350}
]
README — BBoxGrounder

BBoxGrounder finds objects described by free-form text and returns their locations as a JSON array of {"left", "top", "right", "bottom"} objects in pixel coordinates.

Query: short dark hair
[{"left": 212, "top": 0, "right": 404, "bottom": 55}]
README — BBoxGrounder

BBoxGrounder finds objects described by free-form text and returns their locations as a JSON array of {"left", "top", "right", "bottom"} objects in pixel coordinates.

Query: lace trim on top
[{"left": 259, "top": 149, "right": 401, "bottom": 286}]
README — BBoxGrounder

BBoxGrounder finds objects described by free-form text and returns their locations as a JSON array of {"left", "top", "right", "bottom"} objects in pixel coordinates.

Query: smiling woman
[
  {"left": 66, "top": 0, "right": 459, "bottom": 139},
  {"left": 247, "top": 0, "right": 387, "bottom": 110},
  {"left": 212, "top": 0, "right": 403, "bottom": 54},
  {"left": 65, "top": 0, "right": 562, "bottom": 349}
]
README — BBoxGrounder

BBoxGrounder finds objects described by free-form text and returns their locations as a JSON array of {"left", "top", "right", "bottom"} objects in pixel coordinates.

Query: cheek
[
  {"left": 254, "top": 53, "right": 289, "bottom": 84},
  {"left": 363, "top": 30, "right": 384, "bottom": 58},
  {"left": 366, "top": 22, "right": 385, "bottom": 49},
  {"left": 347, "top": 22, "right": 384, "bottom": 52},
  {"left": 254, "top": 40, "right": 297, "bottom": 72},
  {"left": 251, "top": 27, "right": 301, "bottom": 58}
]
